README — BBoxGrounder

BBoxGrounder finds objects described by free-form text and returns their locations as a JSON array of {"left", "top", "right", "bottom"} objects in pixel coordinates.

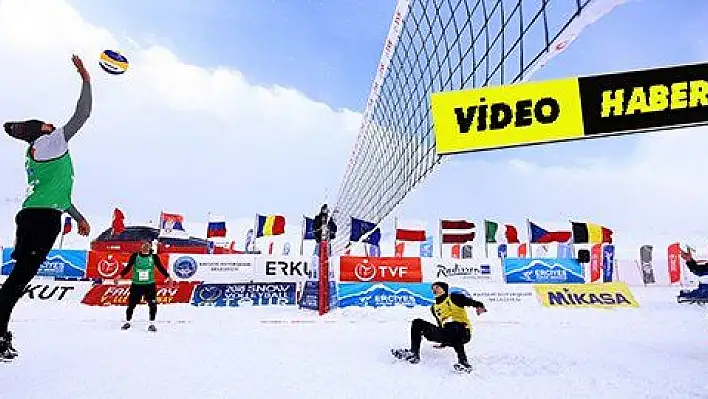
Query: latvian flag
[{"left": 441, "top": 219, "right": 476, "bottom": 243}]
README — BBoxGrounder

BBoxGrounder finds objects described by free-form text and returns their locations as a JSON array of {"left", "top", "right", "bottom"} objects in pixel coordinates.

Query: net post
[{"left": 318, "top": 211, "right": 330, "bottom": 315}]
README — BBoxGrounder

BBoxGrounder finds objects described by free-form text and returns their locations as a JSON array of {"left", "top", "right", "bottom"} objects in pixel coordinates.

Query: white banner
[
  {"left": 453, "top": 284, "right": 540, "bottom": 308},
  {"left": 422, "top": 258, "right": 504, "bottom": 283},
  {"left": 168, "top": 254, "right": 255, "bottom": 283},
  {"left": 0, "top": 277, "right": 93, "bottom": 304},
  {"left": 255, "top": 256, "right": 313, "bottom": 282}
]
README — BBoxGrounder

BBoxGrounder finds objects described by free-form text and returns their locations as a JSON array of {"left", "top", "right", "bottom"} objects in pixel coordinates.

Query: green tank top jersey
[
  {"left": 132, "top": 254, "right": 156, "bottom": 285},
  {"left": 22, "top": 147, "right": 74, "bottom": 211}
]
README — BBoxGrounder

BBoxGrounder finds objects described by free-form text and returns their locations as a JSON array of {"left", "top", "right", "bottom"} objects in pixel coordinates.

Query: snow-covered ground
[{"left": 1, "top": 286, "right": 707, "bottom": 399}]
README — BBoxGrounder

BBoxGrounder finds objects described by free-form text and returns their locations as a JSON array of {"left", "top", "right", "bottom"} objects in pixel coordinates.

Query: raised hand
[{"left": 72, "top": 54, "right": 90, "bottom": 81}]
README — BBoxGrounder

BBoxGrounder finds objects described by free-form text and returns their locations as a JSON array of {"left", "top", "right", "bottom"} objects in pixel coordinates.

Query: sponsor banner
[
  {"left": 338, "top": 282, "right": 433, "bottom": 308},
  {"left": 503, "top": 258, "right": 585, "bottom": 284},
  {"left": 2, "top": 248, "right": 87, "bottom": 278},
  {"left": 85, "top": 250, "right": 170, "bottom": 282},
  {"left": 80, "top": 281, "right": 198, "bottom": 306},
  {"left": 339, "top": 256, "right": 422, "bottom": 283},
  {"left": 169, "top": 254, "right": 255, "bottom": 282},
  {"left": 0, "top": 277, "right": 93, "bottom": 303},
  {"left": 256, "top": 256, "right": 312, "bottom": 282},
  {"left": 422, "top": 258, "right": 503, "bottom": 283},
  {"left": 431, "top": 61, "right": 708, "bottom": 156},
  {"left": 299, "top": 280, "right": 338, "bottom": 311},
  {"left": 191, "top": 282, "right": 296, "bottom": 307},
  {"left": 534, "top": 282, "right": 639, "bottom": 308},
  {"left": 449, "top": 284, "right": 539, "bottom": 307}
]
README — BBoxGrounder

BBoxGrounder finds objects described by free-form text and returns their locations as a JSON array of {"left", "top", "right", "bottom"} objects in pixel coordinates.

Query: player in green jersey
[
  {"left": 118, "top": 240, "right": 171, "bottom": 332},
  {"left": 1, "top": 55, "right": 92, "bottom": 361}
]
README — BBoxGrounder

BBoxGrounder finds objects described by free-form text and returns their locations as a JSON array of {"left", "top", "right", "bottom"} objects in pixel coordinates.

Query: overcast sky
[{"left": 0, "top": 0, "right": 705, "bottom": 259}]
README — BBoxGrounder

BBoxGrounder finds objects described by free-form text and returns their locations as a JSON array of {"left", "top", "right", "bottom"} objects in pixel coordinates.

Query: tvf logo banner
[
  {"left": 339, "top": 257, "right": 422, "bottom": 283},
  {"left": 534, "top": 282, "right": 639, "bottom": 309}
]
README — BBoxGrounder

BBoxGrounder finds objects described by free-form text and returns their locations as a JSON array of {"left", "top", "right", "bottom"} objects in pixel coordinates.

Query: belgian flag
[{"left": 571, "top": 221, "right": 613, "bottom": 244}]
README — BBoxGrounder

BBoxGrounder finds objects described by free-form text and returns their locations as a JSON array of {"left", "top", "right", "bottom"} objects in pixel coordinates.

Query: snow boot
[
  {"left": 121, "top": 322, "right": 131, "bottom": 330},
  {"left": 0, "top": 334, "right": 16, "bottom": 362},
  {"left": 3, "top": 331, "right": 17, "bottom": 357},
  {"left": 391, "top": 348, "right": 420, "bottom": 364},
  {"left": 148, "top": 324, "right": 157, "bottom": 333},
  {"left": 453, "top": 361, "right": 473, "bottom": 374}
]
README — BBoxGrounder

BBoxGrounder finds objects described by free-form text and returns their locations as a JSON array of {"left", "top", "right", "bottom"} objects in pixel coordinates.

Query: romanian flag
[
  {"left": 571, "top": 221, "right": 613, "bottom": 244},
  {"left": 256, "top": 214, "right": 286, "bottom": 237}
]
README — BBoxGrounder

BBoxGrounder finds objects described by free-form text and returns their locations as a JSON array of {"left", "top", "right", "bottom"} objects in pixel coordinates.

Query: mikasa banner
[{"left": 421, "top": 258, "right": 504, "bottom": 283}]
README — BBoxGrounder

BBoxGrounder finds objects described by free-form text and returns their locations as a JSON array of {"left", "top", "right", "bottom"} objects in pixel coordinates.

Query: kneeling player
[
  {"left": 392, "top": 281, "right": 486, "bottom": 373},
  {"left": 679, "top": 249, "right": 708, "bottom": 302},
  {"left": 117, "top": 241, "right": 171, "bottom": 332}
]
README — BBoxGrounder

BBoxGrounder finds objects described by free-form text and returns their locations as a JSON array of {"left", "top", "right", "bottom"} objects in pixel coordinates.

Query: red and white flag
[
  {"left": 441, "top": 219, "right": 476, "bottom": 244},
  {"left": 395, "top": 228, "right": 426, "bottom": 242}
]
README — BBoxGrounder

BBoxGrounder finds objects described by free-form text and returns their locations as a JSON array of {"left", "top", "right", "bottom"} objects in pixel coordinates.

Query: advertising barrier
[
  {"left": 503, "top": 258, "right": 585, "bottom": 284},
  {"left": 2, "top": 248, "right": 87, "bottom": 279},
  {"left": 422, "top": 258, "right": 503, "bottom": 283},
  {"left": 452, "top": 284, "right": 539, "bottom": 307},
  {"left": 85, "top": 250, "right": 170, "bottom": 282},
  {"left": 169, "top": 254, "right": 255, "bottom": 282},
  {"left": 299, "top": 280, "right": 338, "bottom": 311},
  {"left": 0, "top": 277, "right": 93, "bottom": 303},
  {"left": 191, "top": 282, "right": 297, "bottom": 307},
  {"left": 256, "top": 256, "right": 312, "bottom": 282},
  {"left": 338, "top": 282, "right": 434, "bottom": 308},
  {"left": 534, "top": 282, "right": 639, "bottom": 308},
  {"left": 339, "top": 256, "right": 422, "bottom": 283},
  {"left": 80, "top": 281, "right": 198, "bottom": 306}
]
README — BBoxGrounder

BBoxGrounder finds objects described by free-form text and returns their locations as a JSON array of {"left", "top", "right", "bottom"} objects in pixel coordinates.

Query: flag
[
  {"left": 484, "top": 220, "right": 519, "bottom": 243},
  {"left": 111, "top": 207, "right": 125, "bottom": 235},
  {"left": 350, "top": 217, "right": 381, "bottom": 246},
  {"left": 245, "top": 229, "right": 254, "bottom": 252},
  {"left": 395, "top": 228, "right": 426, "bottom": 242},
  {"left": 571, "top": 221, "right": 613, "bottom": 244},
  {"left": 256, "top": 214, "right": 286, "bottom": 237},
  {"left": 62, "top": 216, "right": 72, "bottom": 235},
  {"left": 207, "top": 216, "right": 227, "bottom": 238},
  {"left": 420, "top": 236, "right": 434, "bottom": 257},
  {"left": 528, "top": 220, "right": 571, "bottom": 243},
  {"left": 441, "top": 219, "right": 476, "bottom": 243},
  {"left": 303, "top": 217, "right": 316, "bottom": 240},
  {"left": 159, "top": 212, "right": 188, "bottom": 238}
]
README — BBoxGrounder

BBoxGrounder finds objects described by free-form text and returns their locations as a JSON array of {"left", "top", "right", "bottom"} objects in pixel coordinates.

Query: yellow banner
[{"left": 534, "top": 282, "right": 639, "bottom": 308}]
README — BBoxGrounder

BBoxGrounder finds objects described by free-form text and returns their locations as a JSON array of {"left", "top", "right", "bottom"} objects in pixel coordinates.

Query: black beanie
[
  {"left": 4, "top": 119, "right": 47, "bottom": 143},
  {"left": 432, "top": 281, "right": 449, "bottom": 293}
]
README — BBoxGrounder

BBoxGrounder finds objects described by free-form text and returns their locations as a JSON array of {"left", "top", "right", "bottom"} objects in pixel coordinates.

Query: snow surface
[{"left": 1, "top": 287, "right": 707, "bottom": 399}]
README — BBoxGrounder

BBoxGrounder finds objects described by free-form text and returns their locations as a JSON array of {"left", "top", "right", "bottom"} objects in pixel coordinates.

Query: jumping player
[
  {"left": 0, "top": 55, "right": 92, "bottom": 362},
  {"left": 392, "top": 281, "right": 486, "bottom": 373},
  {"left": 118, "top": 241, "right": 171, "bottom": 332}
]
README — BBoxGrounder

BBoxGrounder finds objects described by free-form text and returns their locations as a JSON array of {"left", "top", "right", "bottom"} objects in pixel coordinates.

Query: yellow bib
[{"left": 433, "top": 296, "right": 472, "bottom": 329}]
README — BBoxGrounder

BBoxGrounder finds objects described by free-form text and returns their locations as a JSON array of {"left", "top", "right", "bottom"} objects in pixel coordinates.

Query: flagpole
[
  {"left": 484, "top": 219, "right": 489, "bottom": 259},
  {"left": 438, "top": 219, "right": 443, "bottom": 259},
  {"left": 252, "top": 214, "right": 258, "bottom": 254},
  {"left": 300, "top": 215, "right": 305, "bottom": 256},
  {"left": 394, "top": 216, "right": 398, "bottom": 257},
  {"left": 59, "top": 231, "right": 64, "bottom": 250}
]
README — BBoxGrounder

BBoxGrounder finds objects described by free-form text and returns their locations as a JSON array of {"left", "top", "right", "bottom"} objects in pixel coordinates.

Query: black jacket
[{"left": 313, "top": 213, "right": 337, "bottom": 242}]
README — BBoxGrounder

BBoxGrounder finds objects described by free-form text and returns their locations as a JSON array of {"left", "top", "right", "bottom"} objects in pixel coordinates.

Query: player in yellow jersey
[{"left": 392, "top": 281, "right": 486, "bottom": 373}]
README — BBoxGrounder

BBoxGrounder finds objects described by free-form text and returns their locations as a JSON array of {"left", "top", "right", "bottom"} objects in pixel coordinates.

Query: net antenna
[{"left": 332, "top": 0, "right": 631, "bottom": 254}]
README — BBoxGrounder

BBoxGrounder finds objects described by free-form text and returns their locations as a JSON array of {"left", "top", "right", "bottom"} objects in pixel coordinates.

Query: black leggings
[
  {"left": 126, "top": 283, "right": 158, "bottom": 321},
  {"left": 687, "top": 259, "right": 708, "bottom": 277},
  {"left": 410, "top": 318, "right": 471, "bottom": 363},
  {"left": 0, "top": 208, "right": 61, "bottom": 334}
]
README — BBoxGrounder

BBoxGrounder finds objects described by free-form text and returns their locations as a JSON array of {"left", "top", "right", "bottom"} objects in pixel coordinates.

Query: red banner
[
  {"left": 340, "top": 256, "right": 422, "bottom": 282},
  {"left": 668, "top": 243, "right": 682, "bottom": 284},
  {"left": 590, "top": 244, "right": 602, "bottom": 282},
  {"left": 517, "top": 243, "right": 528, "bottom": 258},
  {"left": 80, "top": 281, "right": 198, "bottom": 306},
  {"left": 85, "top": 250, "right": 170, "bottom": 281}
]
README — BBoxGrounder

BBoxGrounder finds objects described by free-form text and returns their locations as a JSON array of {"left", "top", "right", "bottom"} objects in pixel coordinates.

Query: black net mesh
[{"left": 333, "top": 0, "right": 616, "bottom": 252}]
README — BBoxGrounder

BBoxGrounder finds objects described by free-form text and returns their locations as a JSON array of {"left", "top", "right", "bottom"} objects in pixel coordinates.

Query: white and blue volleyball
[{"left": 99, "top": 50, "right": 129, "bottom": 75}]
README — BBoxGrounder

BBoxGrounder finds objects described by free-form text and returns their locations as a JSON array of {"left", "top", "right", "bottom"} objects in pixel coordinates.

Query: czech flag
[
  {"left": 256, "top": 214, "right": 285, "bottom": 237},
  {"left": 528, "top": 220, "right": 572, "bottom": 243}
]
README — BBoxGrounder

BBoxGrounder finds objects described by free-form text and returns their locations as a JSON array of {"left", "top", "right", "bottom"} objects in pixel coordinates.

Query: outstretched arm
[
  {"left": 66, "top": 204, "right": 90, "bottom": 236},
  {"left": 153, "top": 255, "right": 171, "bottom": 279},
  {"left": 63, "top": 55, "right": 92, "bottom": 141},
  {"left": 119, "top": 253, "right": 137, "bottom": 278}
]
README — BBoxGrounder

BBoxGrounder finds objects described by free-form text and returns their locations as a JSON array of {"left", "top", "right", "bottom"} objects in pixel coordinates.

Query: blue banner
[
  {"left": 497, "top": 244, "right": 508, "bottom": 258},
  {"left": 191, "top": 282, "right": 296, "bottom": 307},
  {"left": 2, "top": 248, "right": 87, "bottom": 278},
  {"left": 503, "top": 258, "right": 585, "bottom": 284},
  {"left": 338, "top": 282, "right": 434, "bottom": 308},
  {"left": 602, "top": 245, "right": 615, "bottom": 282},
  {"left": 299, "top": 280, "right": 338, "bottom": 311}
]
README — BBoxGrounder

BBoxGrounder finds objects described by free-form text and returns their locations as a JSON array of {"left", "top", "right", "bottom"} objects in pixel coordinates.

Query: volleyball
[{"left": 99, "top": 50, "right": 129, "bottom": 75}]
